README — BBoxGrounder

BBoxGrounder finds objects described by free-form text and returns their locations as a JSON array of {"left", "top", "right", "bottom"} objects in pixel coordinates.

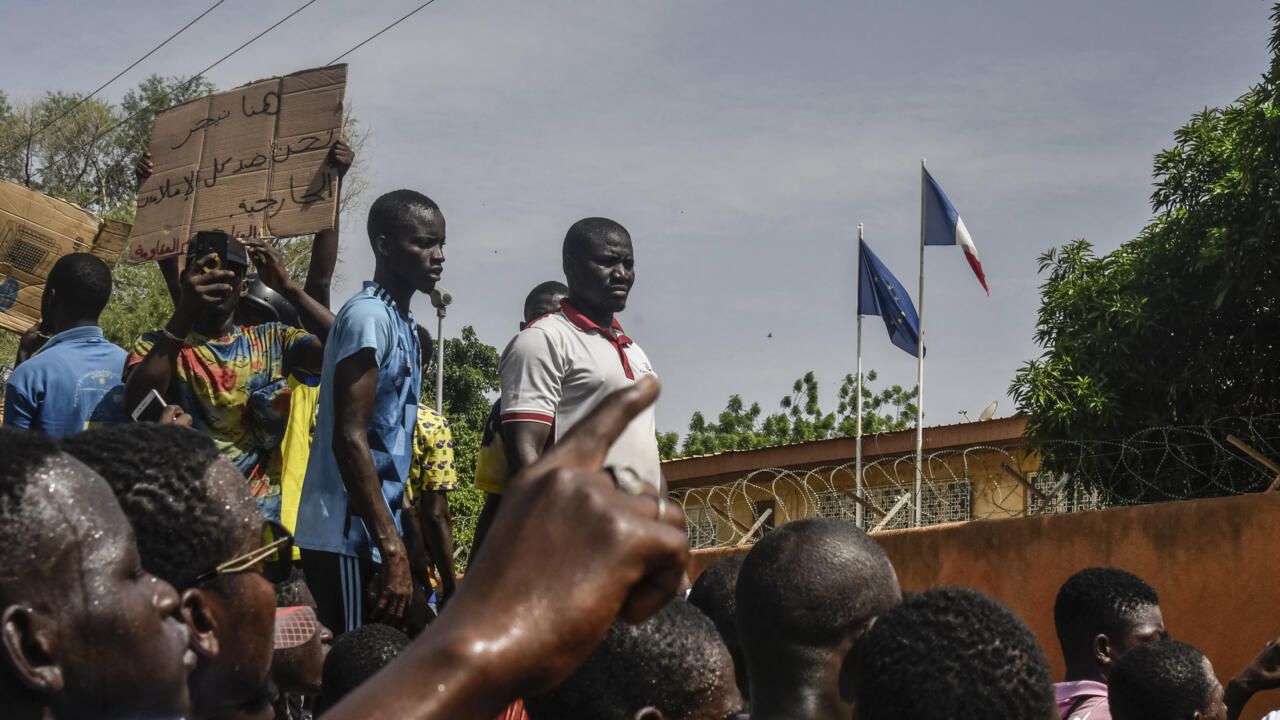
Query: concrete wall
[{"left": 689, "top": 492, "right": 1280, "bottom": 720}]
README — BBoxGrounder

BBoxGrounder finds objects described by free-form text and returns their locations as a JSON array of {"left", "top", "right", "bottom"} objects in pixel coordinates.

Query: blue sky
[{"left": 2, "top": 0, "right": 1272, "bottom": 436}]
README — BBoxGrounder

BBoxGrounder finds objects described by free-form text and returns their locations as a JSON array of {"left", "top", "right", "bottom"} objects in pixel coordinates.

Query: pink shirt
[{"left": 1054, "top": 680, "right": 1111, "bottom": 720}]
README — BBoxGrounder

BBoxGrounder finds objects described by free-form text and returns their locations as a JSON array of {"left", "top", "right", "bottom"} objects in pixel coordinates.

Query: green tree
[
  {"left": 421, "top": 325, "right": 501, "bottom": 565},
  {"left": 670, "top": 370, "right": 918, "bottom": 458},
  {"left": 1010, "top": 3, "right": 1280, "bottom": 500}
]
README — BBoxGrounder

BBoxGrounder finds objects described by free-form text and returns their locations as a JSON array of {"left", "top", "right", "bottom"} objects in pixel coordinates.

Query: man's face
[
  {"left": 379, "top": 206, "right": 446, "bottom": 295},
  {"left": 192, "top": 459, "right": 279, "bottom": 715},
  {"left": 521, "top": 290, "right": 568, "bottom": 329},
  {"left": 40, "top": 455, "right": 193, "bottom": 719},
  {"left": 691, "top": 642, "right": 746, "bottom": 720},
  {"left": 1113, "top": 604, "right": 1168, "bottom": 658},
  {"left": 271, "top": 586, "right": 333, "bottom": 696},
  {"left": 566, "top": 230, "right": 635, "bottom": 315}
]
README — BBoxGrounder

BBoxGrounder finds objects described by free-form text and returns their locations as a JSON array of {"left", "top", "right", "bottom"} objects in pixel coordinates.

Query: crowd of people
[{"left": 2, "top": 142, "right": 1280, "bottom": 719}]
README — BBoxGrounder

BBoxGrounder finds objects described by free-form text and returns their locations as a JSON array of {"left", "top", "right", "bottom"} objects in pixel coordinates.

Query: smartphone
[
  {"left": 186, "top": 230, "right": 249, "bottom": 273},
  {"left": 131, "top": 388, "right": 167, "bottom": 423}
]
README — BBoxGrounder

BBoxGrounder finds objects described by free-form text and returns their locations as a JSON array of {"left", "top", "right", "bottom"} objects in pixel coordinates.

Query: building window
[
  {"left": 865, "top": 485, "right": 912, "bottom": 530},
  {"left": 920, "top": 478, "right": 972, "bottom": 525},
  {"left": 1030, "top": 472, "right": 1107, "bottom": 515},
  {"left": 814, "top": 490, "right": 859, "bottom": 522},
  {"left": 863, "top": 479, "right": 972, "bottom": 529},
  {"left": 685, "top": 507, "right": 719, "bottom": 549}
]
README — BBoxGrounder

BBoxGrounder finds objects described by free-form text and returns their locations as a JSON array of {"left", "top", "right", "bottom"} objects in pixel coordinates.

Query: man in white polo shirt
[{"left": 499, "top": 217, "right": 662, "bottom": 492}]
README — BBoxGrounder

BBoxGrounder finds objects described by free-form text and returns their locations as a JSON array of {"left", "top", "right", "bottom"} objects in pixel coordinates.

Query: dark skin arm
[
  {"left": 469, "top": 492, "right": 502, "bottom": 559},
  {"left": 303, "top": 141, "right": 354, "bottom": 309},
  {"left": 123, "top": 254, "right": 235, "bottom": 412},
  {"left": 504, "top": 420, "right": 553, "bottom": 475},
  {"left": 416, "top": 490, "right": 455, "bottom": 606},
  {"left": 1225, "top": 638, "right": 1280, "bottom": 720},
  {"left": 239, "top": 236, "right": 334, "bottom": 346},
  {"left": 401, "top": 494, "right": 434, "bottom": 592},
  {"left": 332, "top": 349, "right": 412, "bottom": 628},
  {"left": 15, "top": 325, "right": 48, "bottom": 366},
  {"left": 322, "top": 379, "right": 689, "bottom": 720}
]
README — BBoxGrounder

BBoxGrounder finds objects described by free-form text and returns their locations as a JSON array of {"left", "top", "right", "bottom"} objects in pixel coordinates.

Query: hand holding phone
[{"left": 131, "top": 389, "right": 168, "bottom": 423}]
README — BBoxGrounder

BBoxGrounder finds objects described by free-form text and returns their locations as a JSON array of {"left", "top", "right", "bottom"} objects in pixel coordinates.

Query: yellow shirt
[
  {"left": 406, "top": 406, "right": 458, "bottom": 505},
  {"left": 279, "top": 375, "right": 321, "bottom": 559}
]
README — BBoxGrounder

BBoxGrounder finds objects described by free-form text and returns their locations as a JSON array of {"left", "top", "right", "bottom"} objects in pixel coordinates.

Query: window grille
[
  {"left": 920, "top": 478, "right": 972, "bottom": 525},
  {"left": 685, "top": 507, "right": 719, "bottom": 549},
  {"left": 1031, "top": 472, "right": 1106, "bottom": 515},
  {"left": 813, "top": 490, "right": 859, "bottom": 522}
]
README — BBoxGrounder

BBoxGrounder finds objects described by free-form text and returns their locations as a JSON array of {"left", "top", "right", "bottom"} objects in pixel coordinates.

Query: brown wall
[{"left": 689, "top": 492, "right": 1280, "bottom": 720}]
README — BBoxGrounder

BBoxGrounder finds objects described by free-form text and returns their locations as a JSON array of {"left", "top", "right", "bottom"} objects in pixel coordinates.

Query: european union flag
[{"left": 858, "top": 239, "right": 922, "bottom": 357}]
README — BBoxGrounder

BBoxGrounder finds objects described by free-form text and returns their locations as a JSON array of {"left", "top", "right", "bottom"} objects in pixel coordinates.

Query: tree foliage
[
  {"left": 421, "top": 325, "right": 502, "bottom": 562},
  {"left": 661, "top": 370, "right": 917, "bottom": 459},
  {"left": 1010, "top": 3, "right": 1280, "bottom": 500},
  {"left": 0, "top": 76, "right": 218, "bottom": 367}
]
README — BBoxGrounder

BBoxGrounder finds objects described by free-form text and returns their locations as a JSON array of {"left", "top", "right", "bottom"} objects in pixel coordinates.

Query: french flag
[{"left": 923, "top": 168, "right": 988, "bottom": 294}]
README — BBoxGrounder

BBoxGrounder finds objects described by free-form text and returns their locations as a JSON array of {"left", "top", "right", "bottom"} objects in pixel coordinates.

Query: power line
[
  {"left": 328, "top": 0, "right": 441, "bottom": 65},
  {"left": 30, "top": 0, "right": 320, "bottom": 181},
  {"left": 0, "top": 0, "right": 228, "bottom": 159}
]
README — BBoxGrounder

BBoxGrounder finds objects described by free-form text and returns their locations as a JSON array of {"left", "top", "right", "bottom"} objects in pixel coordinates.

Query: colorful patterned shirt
[
  {"left": 407, "top": 406, "right": 457, "bottom": 504},
  {"left": 126, "top": 322, "right": 316, "bottom": 517}
]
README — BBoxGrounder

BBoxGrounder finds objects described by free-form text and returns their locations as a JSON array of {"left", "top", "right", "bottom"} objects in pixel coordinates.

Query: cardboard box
[
  {"left": 129, "top": 64, "right": 347, "bottom": 263},
  {"left": 0, "top": 178, "right": 130, "bottom": 334}
]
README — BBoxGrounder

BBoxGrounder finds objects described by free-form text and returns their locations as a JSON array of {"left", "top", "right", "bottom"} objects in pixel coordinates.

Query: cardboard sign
[
  {"left": 128, "top": 64, "right": 347, "bottom": 263},
  {"left": 0, "top": 179, "right": 130, "bottom": 334}
]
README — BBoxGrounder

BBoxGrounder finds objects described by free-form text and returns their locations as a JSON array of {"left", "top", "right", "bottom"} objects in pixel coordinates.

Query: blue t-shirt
[
  {"left": 294, "top": 282, "right": 421, "bottom": 561},
  {"left": 3, "top": 326, "right": 127, "bottom": 437}
]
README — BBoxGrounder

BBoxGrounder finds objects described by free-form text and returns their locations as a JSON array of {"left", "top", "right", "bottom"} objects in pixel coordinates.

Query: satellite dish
[{"left": 978, "top": 400, "right": 999, "bottom": 422}]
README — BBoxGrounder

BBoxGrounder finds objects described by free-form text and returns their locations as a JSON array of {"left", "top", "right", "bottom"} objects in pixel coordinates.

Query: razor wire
[{"left": 668, "top": 413, "right": 1280, "bottom": 549}]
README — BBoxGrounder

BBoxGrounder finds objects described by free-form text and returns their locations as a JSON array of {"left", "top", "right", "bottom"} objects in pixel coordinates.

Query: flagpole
[
  {"left": 915, "top": 158, "right": 926, "bottom": 528},
  {"left": 855, "top": 222, "right": 865, "bottom": 530}
]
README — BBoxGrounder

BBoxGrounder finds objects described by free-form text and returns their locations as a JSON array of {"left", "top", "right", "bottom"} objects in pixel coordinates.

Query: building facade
[{"left": 664, "top": 417, "right": 1107, "bottom": 549}]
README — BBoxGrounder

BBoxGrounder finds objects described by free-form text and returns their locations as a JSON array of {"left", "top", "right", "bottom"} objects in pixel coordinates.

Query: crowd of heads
[{"left": 4, "top": 174, "right": 1277, "bottom": 720}]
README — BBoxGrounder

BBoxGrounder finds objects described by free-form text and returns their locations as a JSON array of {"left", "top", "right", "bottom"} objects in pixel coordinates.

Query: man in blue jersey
[
  {"left": 294, "top": 189, "right": 445, "bottom": 634},
  {"left": 4, "top": 253, "right": 127, "bottom": 435}
]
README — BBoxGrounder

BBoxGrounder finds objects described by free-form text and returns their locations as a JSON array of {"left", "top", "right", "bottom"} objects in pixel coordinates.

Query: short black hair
[
  {"left": 1109, "top": 640, "right": 1214, "bottom": 720},
  {"left": 737, "top": 519, "right": 899, "bottom": 665},
  {"left": 46, "top": 252, "right": 112, "bottom": 320},
  {"left": 0, "top": 428, "right": 64, "bottom": 583},
  {"left": 1055, "top": 567, "right": 1160, "bottom": 654},
  {"left": 61, "top": 424, "right": 238, "bottom": 589},
  {"left": 366, "top": 189, "right": 440, "bottom": 246},
  {"left": 526, "top": 600, "right": 739, "bottom": 720},
  {"left": 562, "top": 217, "right": 628, "bottom": 262},
  {"left": 689, "top": 553, "right": 746, "bottom": 650},
  {"left": 853, "top": 587, "right": 1054, "bottom": 720},
  {"left": 316, "top": 624, "right": 410, "bottom": 713},
  {"left": 523, "top": 281, "right": 568, "bottom": 324}
]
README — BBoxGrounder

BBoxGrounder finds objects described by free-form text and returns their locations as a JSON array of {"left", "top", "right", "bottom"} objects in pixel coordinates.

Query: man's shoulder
[
  {"left": 523, "top": 310, "right": 573, "bottom": 335},
  {"left": 131, "top": 329, "right": 163, "bottom": 351},
  {"left": 331, "top": 293, "right": 396, "bottom": 338},
  {"left": 504, "top": 313, "right": 573, "bottom": 356},
  {"left": 336, "top": 288, "right": 389, "bottom": 315}
]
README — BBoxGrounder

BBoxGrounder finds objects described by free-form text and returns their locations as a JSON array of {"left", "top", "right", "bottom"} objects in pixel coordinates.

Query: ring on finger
[{"left": 654, "top": 494, "right": 666, "bottom": 522}]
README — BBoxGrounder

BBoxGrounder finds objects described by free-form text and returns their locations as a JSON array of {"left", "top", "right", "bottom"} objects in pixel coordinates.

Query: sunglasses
[{"left": 190, "top": 521, "right": 294, "bottom": 587}]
